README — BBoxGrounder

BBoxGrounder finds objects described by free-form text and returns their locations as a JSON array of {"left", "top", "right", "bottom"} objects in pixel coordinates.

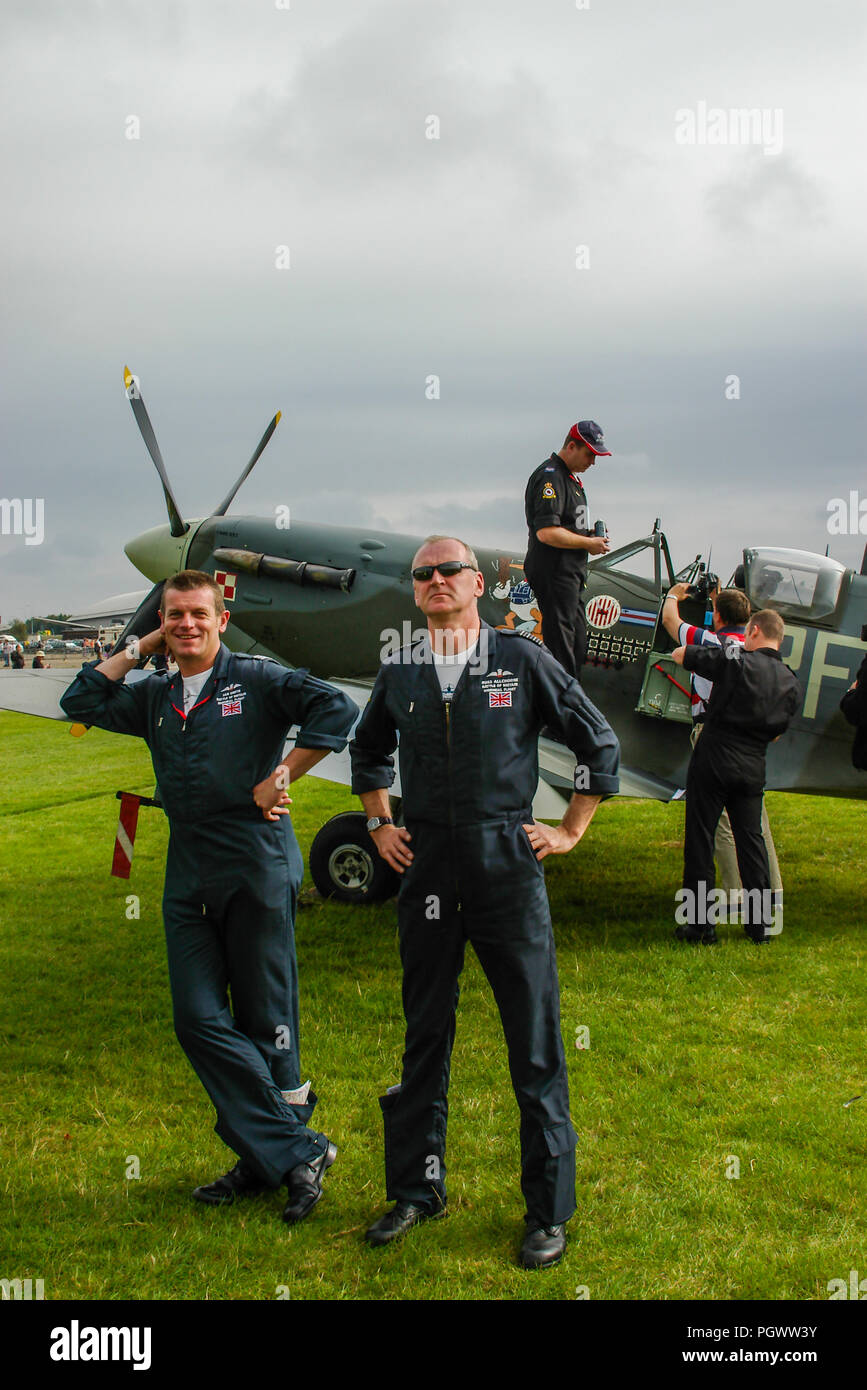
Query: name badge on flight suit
[
  {"left": 480, "top": 668, "right": 519, "bottom": 709},
  {"left": 216, "top": 683, "right": 247, "bottom": 717}
]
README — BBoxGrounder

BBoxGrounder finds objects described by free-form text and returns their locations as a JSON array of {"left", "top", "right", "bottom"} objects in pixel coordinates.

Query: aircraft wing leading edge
[
  {"left": 289, "top": 680, "right": 685, "bottom": 811},
  {"left": 0, "top": 669, "right": 82, "bottom": 720},
  {"left": 0, "top": 672, "right": 684, "bottom": 808},
  {"left": 0, "top": 667, "right": 152, "bottom": 723}
]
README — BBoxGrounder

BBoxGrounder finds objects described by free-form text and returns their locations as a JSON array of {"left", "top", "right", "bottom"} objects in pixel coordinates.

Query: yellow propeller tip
[
  {"left": 276, "top": 410, "right": 282, "bottom": 424},
  {"left": 123, "top": 366, "right": 133, "bottom": 388}
]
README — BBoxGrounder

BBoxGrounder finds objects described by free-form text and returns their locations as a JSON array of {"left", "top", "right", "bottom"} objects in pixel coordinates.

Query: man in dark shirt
[
  {"left": 661, "top": 583, "right": 784, "bottom": 904},
  {"left": 523, "top": 421, "right": 612, "bottom": 680},
  {"left": 671, "top": 609, "right": 801, "bottom": 944},
  {"left": 840, "top": 652, "right": 867, "bottom": 771}
]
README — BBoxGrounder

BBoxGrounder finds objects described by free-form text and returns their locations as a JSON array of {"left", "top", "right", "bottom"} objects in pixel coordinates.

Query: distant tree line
[{"left": 3, "top": 614, "right": 71, "bottom": 641}]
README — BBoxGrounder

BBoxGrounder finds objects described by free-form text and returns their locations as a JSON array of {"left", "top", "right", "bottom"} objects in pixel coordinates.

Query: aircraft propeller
[
  {"left": 122, "top": 365, "right": 281, "bottom": 535},
  {"left": 212, "top": 410, "right": 282, "bottom": 517},
  {"left": 110, "top": 366, "right": 283, "bottom": 664},
  {"left": 123, "top": 367, "right": 189, "bottom": 538}
]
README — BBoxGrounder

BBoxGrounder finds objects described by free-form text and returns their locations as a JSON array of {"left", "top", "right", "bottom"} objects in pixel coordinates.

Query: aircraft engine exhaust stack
[{"left": 213, "top": 547, "right": 356, "bottom": 594}]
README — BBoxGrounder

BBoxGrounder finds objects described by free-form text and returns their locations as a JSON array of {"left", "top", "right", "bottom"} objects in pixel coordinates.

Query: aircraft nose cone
[{"left": 124, "top": 524, "right": 191, "bottom": 583}]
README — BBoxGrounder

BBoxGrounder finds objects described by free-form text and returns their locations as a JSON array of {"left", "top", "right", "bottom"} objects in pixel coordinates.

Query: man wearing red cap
[{"left": 523, "top": 422, "right": 612, "bottom": 681}]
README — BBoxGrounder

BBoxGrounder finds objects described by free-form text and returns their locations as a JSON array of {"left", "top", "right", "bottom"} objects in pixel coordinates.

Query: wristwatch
[{"left": 366, "top": 816, "right": 394, "bottom": 833}]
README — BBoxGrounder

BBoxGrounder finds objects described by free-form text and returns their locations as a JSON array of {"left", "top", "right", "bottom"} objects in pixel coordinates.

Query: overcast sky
[{"left": 1, "top": 0, "right": 864, "bottom": 620}]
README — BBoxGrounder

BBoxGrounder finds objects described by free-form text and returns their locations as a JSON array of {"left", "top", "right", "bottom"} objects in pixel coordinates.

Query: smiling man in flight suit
[
  {"left": 60, "top": 570, "right": 358, "bottom": 1223},
  {"left": 350, "top": 535, "right": 620, "bottom": 1268}
]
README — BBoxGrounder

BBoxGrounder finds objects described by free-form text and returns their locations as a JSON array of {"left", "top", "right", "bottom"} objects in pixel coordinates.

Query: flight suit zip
[
  {"left": 170, "top": 693, "right": 211, "bottom": 732},
  {"left": 443, "top": 698, "right": 461, "bottom": 911},
  {"left": 169, "top": 690, "right": 212, "bottom": 821}
]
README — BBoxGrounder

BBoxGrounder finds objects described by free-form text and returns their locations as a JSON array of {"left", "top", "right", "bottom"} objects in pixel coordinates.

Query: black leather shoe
[
  {"left": 519, "top": 1223, "right": 566, "bottom": 1269},
  {"left": 365, "top": 1201, "right": 446, "bottom": 1247},
  {"left": 282, "top": 1140, "right": 337, "bottom": 1223},
  {"left": 674, "top": 925, "right": 718, "bottom": 945},
  {"left": 192, "top": 1159, "right": 268, "bottom": 1206}
]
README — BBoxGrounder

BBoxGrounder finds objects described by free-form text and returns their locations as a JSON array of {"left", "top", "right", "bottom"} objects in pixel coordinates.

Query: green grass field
[{"left": 1, "top": 710, "right": 865, "bottom": 1301}]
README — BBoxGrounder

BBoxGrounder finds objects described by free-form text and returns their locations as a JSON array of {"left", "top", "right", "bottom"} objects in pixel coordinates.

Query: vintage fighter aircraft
[{"left": 2, "top": 368, "right": 865, "bottom": 902}]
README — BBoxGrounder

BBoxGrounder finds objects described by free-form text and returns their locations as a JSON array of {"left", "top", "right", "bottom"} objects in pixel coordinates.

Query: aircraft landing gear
[{"left": 308, "top": 810, "right": 401, "bottom": 904}]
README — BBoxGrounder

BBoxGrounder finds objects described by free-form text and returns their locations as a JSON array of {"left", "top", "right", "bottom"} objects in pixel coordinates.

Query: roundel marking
[{"left": 586, "top": 595, "right": 622, "bottom": 630}]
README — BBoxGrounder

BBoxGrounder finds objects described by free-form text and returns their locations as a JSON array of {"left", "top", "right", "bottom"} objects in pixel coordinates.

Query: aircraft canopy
[{"left": 743, "top": 548, "right": 847, "bottom": 622}]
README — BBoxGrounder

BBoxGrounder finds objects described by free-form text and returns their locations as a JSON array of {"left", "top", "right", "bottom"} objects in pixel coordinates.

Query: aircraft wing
[
  {"left": 0, "top": 667, "right": 151, "bottom": 722},
  {"left": 286, "top": 679, "right": 378, "bottom": 793},
  {"left": 533, "top": 735, "right": 684, "bottom": 811},
  {"left": 0, "top": 669, "right": 81, "bottom": 720},
  {"left": 1, "top": 671, "right": 685, "bottom": 807},
  {"left": 290, "top": 679, "right": 685, "bottom": 811}
]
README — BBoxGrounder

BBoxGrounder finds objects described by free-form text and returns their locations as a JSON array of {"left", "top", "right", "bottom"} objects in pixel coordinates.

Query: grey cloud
[
  {"left": 229, "top": 6, "right": 579, "bottom": 207},
  {"left": 705, "top": 153, "right": 827, "bottom": 237},
  {"left": 1, "top": 0, "right": 864, "bottom": 620}
]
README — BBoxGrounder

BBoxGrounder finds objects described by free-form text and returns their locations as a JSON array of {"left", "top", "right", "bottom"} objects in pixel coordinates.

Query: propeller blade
[
  {"left": 107, "top": 580, "right": 165, "bottom": 662},
  {"left": 70, "top": 584, "right": 166, "bottom": 733},
  {"left": 123, "top": 366, "right": 188, "bottom": 538},
  {"left": 212, "top": 410, "right": 282, "bottom": 517}
]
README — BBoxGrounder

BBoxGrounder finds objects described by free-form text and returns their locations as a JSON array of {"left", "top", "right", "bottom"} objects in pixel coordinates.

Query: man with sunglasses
[
  {"left": 350, "top": 536, "right": 620, "bottom": 1268},
  {"left": 523, "top": 421, "right": 612, "bottom": 681}
]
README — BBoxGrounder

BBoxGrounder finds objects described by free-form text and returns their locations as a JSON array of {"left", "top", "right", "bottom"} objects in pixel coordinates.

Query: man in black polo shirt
[
  {"left": 523, "top": 421, "right": 612, "bottom": 680},
  {"left": 671, "top": 609, "right": 801, "bottom": 944}
]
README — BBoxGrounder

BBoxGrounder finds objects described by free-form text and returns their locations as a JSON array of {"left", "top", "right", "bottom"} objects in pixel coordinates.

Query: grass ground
[{"left": 1, "top": 711, "right": 864, "bottom": 1301}]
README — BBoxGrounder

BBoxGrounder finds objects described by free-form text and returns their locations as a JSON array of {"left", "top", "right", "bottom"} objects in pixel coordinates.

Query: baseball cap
[{"left": 569, "top": 420, "right": 611, "bottom": 456}]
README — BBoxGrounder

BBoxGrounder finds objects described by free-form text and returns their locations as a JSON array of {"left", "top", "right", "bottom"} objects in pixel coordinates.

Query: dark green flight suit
[{"left": 61, "top": 644, "right": 358, "bottom": 1185}]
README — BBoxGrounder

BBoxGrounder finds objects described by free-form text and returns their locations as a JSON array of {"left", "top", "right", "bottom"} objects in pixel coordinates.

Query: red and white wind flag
[{"left": 111, "top": 794, "right": 142, "bottom": 879}]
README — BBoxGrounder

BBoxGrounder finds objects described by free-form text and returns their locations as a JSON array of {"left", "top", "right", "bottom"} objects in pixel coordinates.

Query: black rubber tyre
[{"left": 308, "top": 812, "right": 400, "bottom": 904}]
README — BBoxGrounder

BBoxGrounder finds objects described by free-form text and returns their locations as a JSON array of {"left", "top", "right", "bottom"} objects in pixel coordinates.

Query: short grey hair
[{"left": 412, "top": 534, "right": 480, "bottom": 571}]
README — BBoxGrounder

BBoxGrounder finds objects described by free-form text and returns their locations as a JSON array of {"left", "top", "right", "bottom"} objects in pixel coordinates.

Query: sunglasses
[{"left": 411, "top": 561, "right": 477, "bottom": 582}]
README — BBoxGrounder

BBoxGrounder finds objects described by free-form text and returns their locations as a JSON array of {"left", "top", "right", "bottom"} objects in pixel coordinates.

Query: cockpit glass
[
  {"left": 743, "top": 548, "right": 846, "bottom": 621},
  {"left": 595, "top": 539, "right": 658, "bottom": 584}
]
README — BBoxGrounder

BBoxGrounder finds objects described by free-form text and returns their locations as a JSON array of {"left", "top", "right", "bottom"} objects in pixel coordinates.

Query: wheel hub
[{"left": 327, "top": 842, "right": 376, "bottom": 892}]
